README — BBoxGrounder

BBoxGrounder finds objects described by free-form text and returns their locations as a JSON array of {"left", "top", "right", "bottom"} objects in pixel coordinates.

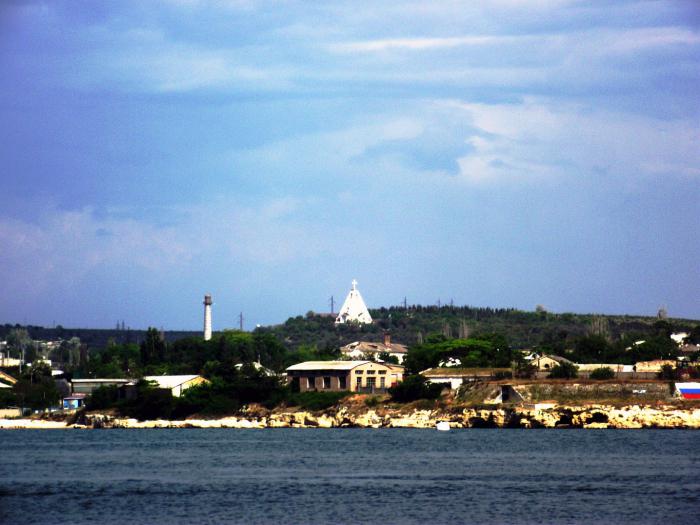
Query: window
[
  {"left": 356, "top": 376, "right": 362, "bottom": 387},
  {"left": 378, "top": 370, "right": 387, "bottom": 375},
  {"left": 380, "top": 377, "right": 385, "bottom": 388},
  {"left": 366, "top": 377, "right": 376, "bottom": 389},
  {"left": 323, "top": 376, "right": 331, "bottom": 389},
  {"left": 339, "top": 376, "right": 346, "bottom": 389},
  {"left": 307, "top": 377, "right": 315, "bottom": 389},
  {"left": 366, "top": 370, "right": 375, "bottom": 375},
  {"left": 356, "top": 370, "right": 363, "bottom": 374}
]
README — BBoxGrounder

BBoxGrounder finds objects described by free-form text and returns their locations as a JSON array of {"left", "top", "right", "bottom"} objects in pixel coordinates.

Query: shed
[{"left": 143, "top": 375, "right": 208, "bottom": 397}]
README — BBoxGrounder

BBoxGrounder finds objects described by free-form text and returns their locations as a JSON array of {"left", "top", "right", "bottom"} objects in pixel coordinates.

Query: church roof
[{"left": 335, "top": 279, "right": 372, "bottom": 324}]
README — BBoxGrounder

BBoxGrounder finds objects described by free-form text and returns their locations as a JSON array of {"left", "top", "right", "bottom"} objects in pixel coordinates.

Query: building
[
  {"left": 576, "top": 363, "right": 631, "bottom": 373},
  {"left": 635, "top": 360, "right": 677, "bottom": 373},
  {"left": 335, "top": 279, "right": 372, "bottom": 324},
  {"left": 143, "top": 375, "right": 208, "bottom": 397},
  {"left": 0, "top": 355, "right": 22, "bottom": 368},
  {"left": 680, "top": 344, "right": 700, "bottom": 355},
  {"left": 670, "top": 332, "right": 689, "bottom": 345},
  {"left": 340, "top": 333, "right": 408, "bottom": 363},
  {"left": 203, "top": 294, "right": 213, "bottom": 341},
  {"left": 286, "top": 361, "right": 403, "bottom": 393},
  {"left": 62, "top": 393, "right": 87, "bottom": 410},
  {"left": 234, "top": 361, "right": 276, "bottom": 376},
  {"left": 0, "top": 370, "right": 17, "bottom": 386},
  {"left": 528, "top": 354, "right": 575, "bottom": 371},
  {"left": 71, "top": 378, "right": 133, "bottom": 395},
  {"left": 422, "top": 368, "right": 511, "bottom": 389}
]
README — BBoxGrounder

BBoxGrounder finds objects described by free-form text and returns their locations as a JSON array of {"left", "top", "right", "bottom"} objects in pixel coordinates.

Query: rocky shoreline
[{"left": 2, "top": 404, "right": 700, "bottom": 429}]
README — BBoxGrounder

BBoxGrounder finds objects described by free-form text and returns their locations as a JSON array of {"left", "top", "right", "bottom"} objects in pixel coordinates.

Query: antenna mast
[{"left": 239, "top": 312, "right": 244, "bottom": 331}]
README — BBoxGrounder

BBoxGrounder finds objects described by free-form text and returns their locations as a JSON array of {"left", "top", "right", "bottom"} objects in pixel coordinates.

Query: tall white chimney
[{"left": 203, "top": 294, "right": 212, "bottom": 341}]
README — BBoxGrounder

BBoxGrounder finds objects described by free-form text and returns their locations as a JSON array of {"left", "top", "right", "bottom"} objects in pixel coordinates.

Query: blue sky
[{"left": 1, "top": 0, "right": 698, "bottom": 330}]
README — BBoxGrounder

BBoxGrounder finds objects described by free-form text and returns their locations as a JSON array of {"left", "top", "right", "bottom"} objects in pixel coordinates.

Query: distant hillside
[
  {"left": 3, "top": 305, "right": 697, "bottom": 354},
  {"left": 258, "top": 306, "right": 699, "bottom": 352},
  {"left": 0, "top": 324, "right": 200, "bottom": 349}
]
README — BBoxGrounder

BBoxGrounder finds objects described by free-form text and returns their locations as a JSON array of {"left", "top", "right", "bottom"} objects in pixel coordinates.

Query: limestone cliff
[{"left": 66, "top": 404, "right": 700, "bottom": 429}]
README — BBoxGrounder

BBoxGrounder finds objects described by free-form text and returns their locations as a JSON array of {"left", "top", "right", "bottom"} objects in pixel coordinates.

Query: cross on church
[{"left": 351, "top": 279, "right": 358, "bottom": 291}]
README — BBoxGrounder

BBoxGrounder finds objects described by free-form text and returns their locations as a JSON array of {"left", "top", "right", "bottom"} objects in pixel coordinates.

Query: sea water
[{"left": 0, "top": 428, "right": 698, "bottom": 524}]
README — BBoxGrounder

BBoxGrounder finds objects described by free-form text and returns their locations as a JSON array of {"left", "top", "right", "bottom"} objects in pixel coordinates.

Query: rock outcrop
[{"left": 3, "top": 404, "right": 700, "bottom": 429}]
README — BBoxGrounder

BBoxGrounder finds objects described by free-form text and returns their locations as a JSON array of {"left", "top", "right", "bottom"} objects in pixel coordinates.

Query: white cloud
[
  {"left": 608, "top": 27, "right": 700, "bottom": 53},
  {"left": 0, "top": 196, "right": 367, "bottom": 300},
  {"left": 330, "top": 35, "right": 513, "bottom": 53},
  {"left": 451, "top": 99, "right": 700, "bottom": 184}
]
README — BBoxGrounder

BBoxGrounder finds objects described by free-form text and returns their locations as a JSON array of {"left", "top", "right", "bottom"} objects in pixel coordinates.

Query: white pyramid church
[{"left": 335, "top": 279, "right": 373, "bottom": 325}]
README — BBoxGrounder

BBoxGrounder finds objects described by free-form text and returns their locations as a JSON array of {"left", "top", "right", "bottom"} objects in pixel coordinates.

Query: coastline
[{"left": 2, "top": 403, "right": 700, "bottom": 429}]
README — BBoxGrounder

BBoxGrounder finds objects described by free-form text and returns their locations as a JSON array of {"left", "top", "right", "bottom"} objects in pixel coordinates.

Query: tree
[
  {"left": 6, "top": 328, "right": 31, "bottom": 364},
  {"left": 686, "top": 325, "right": 700, "bottom": 345},
  {"left": 589, "top": 367, "right": 615, "bottom": 380},
  {"left": 378, "top": 352, "right": 399, "bottom": 365},
  {"left": 388, "top": 375, "right": 443, "bottom": 403},
  {"left": 571, "top": 335, "right": 612, "bottom": 363},
  {"left": 548, "top": 361, "right": 579, "bottom": 379},
  {"left": 140, "top": 327, "right": 166, "bottom": 367},
  {"left": 658, "top": 364, "right": 676, "bottom": 381},
  {"left": 13, "top": 362, "right": 60, "bottom": 411}
]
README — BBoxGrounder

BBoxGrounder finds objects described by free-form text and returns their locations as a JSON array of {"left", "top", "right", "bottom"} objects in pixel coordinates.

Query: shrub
[
  {"left": 388, "top": 375, "right": 443, "bottom": 403},
  {"left": 547, "top": 361, "right": 579, "bottom": 379},
  {"left": 364, "top": 396, "right": 381, "bottom": 407},
  {"left": 589, "top": 367, "right": 615, "bottom": 380},
  {"left": 286, "top": 391, "right": 348, "bottom": 411},
  {"left": 658, "top": 364, "right": 676, "bottom": 380},
  {"left": 86, "top": 385, "right": 120, "bottom": 410},
  {"left": 122, "top": 387, "right": 175, "bottom": 420}
]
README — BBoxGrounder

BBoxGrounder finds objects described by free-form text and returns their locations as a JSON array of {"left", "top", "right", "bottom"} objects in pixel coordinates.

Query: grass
[{"left": 286, "top": 391, "right": 349, "bottom": 411}]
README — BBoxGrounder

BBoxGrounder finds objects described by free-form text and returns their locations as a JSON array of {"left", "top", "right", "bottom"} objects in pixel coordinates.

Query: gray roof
[
  {"left": 340, "top": 341, "right": 408, "bottom": 354},
  {"left": 286, "top": 360, "right": 370, "bottom": 372}
]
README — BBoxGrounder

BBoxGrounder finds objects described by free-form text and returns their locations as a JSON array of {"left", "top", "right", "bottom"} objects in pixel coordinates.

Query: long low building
[
  {"left": 422, "top": 368, "right": 512, "bottom": 389},
  {"left": 286, "top": 361, "right": 403, "bottom": 393},
  {"left": 71, "top": 378, "right": 133, "bottom": 395}
]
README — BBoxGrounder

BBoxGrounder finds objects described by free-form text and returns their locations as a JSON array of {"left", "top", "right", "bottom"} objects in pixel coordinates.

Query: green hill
[{"left": 258, "top": 305, "right": 699, "bottom": 352}]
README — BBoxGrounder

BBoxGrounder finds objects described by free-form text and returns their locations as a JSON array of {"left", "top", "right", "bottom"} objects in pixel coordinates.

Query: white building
[
  {"left": 340, "top": 333, "right": 408, "bottom": 363},
  {"left": 335, "top": 279, "right": 372, "bottom": 324}
]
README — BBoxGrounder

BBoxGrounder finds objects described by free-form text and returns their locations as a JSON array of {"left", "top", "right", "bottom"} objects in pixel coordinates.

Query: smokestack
[{"left": 203, "top": 294, "right": 212, "bottom": 341}]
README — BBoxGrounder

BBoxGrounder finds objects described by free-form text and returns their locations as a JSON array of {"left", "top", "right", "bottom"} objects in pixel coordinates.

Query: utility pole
[{"left": 239, "top": 312, "right": 244, "bottom": 331}]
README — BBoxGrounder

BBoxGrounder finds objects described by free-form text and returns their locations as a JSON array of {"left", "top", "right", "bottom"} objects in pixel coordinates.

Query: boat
[
  {"left": 675, "top": 382, "right": 700, "bottom": 399},
  {"left": 436, "top": 421, "right": 450, "bottom": 431}
]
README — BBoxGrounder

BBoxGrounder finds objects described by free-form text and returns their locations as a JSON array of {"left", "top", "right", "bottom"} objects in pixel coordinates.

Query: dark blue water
[{"left": 0, "top": 429, "right": 698, "bottom": 524}]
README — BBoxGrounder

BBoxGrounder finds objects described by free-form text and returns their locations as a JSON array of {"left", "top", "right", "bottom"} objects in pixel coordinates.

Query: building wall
[
  {"left": 635, "top": 360, "right": 676, "bottom": 373},
  {"left": 297, "top": 372, "right": 349, "bottom": 393},
  {"left": 349, "top": 362, "right": 402, "bottom": 392},
  {"left": 425, "top": 377, "right": 463, "bottom": 389},
  {"left": 534, "top": 356, "right": 564, "bottom": 370},
  {"left": 171, "top": 376, "right": 208, "bottom": 397}
]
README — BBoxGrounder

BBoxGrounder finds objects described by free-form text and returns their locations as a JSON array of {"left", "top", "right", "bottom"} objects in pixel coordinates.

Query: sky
[{"left": 0, "top": 0, "right": 699, "bottom": 330}]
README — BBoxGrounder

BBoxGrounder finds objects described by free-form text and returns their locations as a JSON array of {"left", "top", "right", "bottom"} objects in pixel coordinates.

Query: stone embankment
[{"left": 2, "top": 404, "right": 700, "bottom": 429}]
